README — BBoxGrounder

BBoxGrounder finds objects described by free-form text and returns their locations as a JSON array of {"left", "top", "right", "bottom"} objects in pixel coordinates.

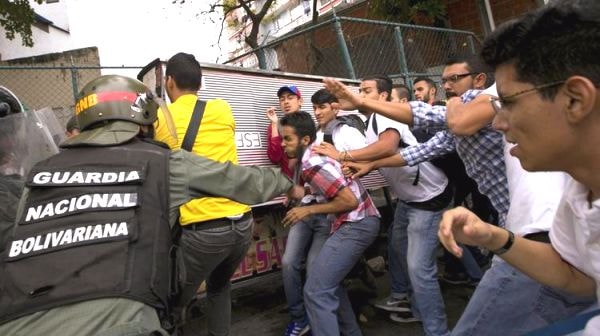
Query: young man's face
[
  {"left": 360, "top": 80, "right": 388, "bottom": 101},
  {"left": 278, "top": 92, "right": 303, "bottom": 114},
  {"left": 492, "top": 63, "right": 572, "bottom": 172},
  {"left": 441, "top": 62, "right": 484, "bottom": 98},
  {"left": 313, "top": 102, "right": 337, "bottom": 129},
  {"left": 413, "top": 80, "right": 435, "bottom": 104},
  {"left": 281, "top": 125, "right": 309, "bottom": 159}
]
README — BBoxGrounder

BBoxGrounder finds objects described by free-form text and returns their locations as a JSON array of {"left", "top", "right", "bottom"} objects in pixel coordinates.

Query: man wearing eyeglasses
[
  {"left": 439, "top": 0, "right": 600, "bottom": 334},
  {"left": 323, "top": 50, "right": 593, "bottom": 333}
]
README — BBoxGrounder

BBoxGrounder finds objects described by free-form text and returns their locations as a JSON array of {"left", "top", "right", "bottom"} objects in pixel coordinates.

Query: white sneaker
[
  {"left": 373, "top": 295, "right": 411, "bottom": 312},
  {"left": 390, "top": 312, "right": 421, "bottom": 323}
]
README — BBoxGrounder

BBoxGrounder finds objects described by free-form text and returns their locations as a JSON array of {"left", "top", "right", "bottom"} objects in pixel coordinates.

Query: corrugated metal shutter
[{"left": 199, "top": 66, "right": 388, "bottom": 191}]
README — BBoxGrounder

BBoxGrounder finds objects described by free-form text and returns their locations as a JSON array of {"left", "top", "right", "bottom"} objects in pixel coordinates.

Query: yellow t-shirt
[{"left": 154, "top": 94, "right": 250, "bottom": 224}]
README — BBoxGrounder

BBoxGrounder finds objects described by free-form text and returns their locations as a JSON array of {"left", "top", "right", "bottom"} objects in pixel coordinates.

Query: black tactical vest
[{"left": 0, "top": 138, "right": 171, "bottom": 324}]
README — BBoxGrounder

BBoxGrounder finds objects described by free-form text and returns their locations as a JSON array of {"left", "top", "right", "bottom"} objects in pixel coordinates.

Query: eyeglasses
[
  {"left": 489, "top": 81, "right": 565, "bottom": 113},
  {"left": 441, "top": 73, "right": 475, "bottom": 84}
]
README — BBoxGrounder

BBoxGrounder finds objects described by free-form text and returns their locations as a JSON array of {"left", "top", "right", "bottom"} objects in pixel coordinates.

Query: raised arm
[
  {"left": 323, "top": 78, "right": 414, "bottom": 125},
  {"left": 446, "top": 94, "right": 496, "bottom": 136}
]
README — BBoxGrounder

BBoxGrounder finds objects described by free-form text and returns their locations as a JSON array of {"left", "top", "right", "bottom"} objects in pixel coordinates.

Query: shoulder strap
[
  {"left": 371, "top": 113, "right": 378, "bottom": 135},
  {"left": 181, "top": 100, "right": 206, "bottom": 152}
]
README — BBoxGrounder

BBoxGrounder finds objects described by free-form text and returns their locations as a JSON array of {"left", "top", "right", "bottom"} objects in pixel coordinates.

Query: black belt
[
  {"left": 182, "top": 212, "right": 252, "bottom": 231},
  {"left": 523, "top": 231, "right": 550, "bottom": 243}
]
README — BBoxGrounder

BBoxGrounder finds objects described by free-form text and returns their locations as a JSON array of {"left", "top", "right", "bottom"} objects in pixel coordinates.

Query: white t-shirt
[
  {"left": 365, "top": 113, "right": 448, "bottom": 202},
  {"left": 483, "top": 83, "right": 567, "bottom": 235},
  {"left": 549, "top": 178, "right": 600, "bottom": 335},
  {"left": 315, "top": 124, "right": 367, "bottom": 152},
  {"left": 503, "top": 141, "right": 569, "bottom": 235}
]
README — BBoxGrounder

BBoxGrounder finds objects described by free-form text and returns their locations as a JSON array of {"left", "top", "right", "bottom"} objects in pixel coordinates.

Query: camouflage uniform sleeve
[{"left": 169, "top": 150, "right": 293, "bottom": 209}]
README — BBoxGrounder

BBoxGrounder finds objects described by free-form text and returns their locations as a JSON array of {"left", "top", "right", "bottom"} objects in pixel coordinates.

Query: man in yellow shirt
[{"left": 154, "top": 52, "right": 251, "bottom": 335}]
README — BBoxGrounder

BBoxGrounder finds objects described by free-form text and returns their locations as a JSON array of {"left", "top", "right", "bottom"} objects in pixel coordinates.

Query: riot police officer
[{"left": 0, "top": 75, "right": 301, "bottom": 336}]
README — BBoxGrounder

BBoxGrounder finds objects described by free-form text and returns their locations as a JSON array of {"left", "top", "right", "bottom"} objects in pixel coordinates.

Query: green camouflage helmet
[{"left": 75, "top": 75, "right": 158, "bottom": 131}]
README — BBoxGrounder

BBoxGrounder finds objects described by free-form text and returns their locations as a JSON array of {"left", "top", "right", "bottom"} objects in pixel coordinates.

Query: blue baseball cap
[{"left": 277, "top": 85, "right": 301, "bottom": 98}]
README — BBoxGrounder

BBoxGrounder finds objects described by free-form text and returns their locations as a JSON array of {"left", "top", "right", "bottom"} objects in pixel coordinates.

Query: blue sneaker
[{"left": 284, "top": 319, "right": 311, "bottom": 336}]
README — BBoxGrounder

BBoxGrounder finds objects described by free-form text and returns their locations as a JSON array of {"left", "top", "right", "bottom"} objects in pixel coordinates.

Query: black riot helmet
[{"left": 75, "top": 75, "right": 158, "bottom": 131}]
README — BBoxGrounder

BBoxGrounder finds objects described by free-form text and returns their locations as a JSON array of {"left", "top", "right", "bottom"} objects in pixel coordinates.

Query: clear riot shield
[
  {"left": 0, "top": 111, "right": 60, "bottom": 177},
  {"left": 0, "top": 85, "right": 24, "bottom": 117}
]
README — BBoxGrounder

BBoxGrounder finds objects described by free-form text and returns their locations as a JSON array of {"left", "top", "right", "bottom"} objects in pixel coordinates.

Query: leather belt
[
  {"left": 523, "top": 231, "right": 550, "bottom": 243},
  {"left": 182, "top": 212, "right": 252, "bottom": 231}
]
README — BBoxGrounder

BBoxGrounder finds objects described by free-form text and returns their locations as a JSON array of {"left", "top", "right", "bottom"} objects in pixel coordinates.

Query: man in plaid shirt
[
  {"left": 280, "top": 111, "right": 380, "bottom": 336},
  {"left": 326, "top": 57, "right": 509, "bottom": 227}
]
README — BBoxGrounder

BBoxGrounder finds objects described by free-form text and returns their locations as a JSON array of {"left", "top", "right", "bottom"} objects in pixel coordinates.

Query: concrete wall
[{"left": 0, "top": 47, "right": 101, "bottom": 125}]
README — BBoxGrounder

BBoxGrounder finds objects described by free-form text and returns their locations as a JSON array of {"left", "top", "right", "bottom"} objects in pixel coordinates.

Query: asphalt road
[{"left": 182, "top": 269, "right": 475, "bottom": 335}]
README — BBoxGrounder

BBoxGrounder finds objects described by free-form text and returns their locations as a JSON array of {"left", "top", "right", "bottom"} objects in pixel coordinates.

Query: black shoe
[{"left": 440, "top": 272, "right": 470, "bottom": 285}]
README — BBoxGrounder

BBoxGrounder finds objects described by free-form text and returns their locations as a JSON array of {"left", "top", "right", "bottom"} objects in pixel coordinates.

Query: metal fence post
[
  {"left": 467, "top": 35, "right": 477, "bottom": 55},
  {"left": 333, "top": 17, "right": 356, "bottom": 79},
  {"left": 393, "top": 26, "right": 412, "bottom": 92},
  {"left": 70, "top": 57, "right": 79, "bottom": 103}
]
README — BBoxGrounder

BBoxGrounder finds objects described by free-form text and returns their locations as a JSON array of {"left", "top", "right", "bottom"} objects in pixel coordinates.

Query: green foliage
[
  {"left": 368, "top": 0, "right": 447, "bottom": 26},
  {"left": 368, "top": 0, "right": 411, "bottom": 22},
  {"left": 409, "top": 0, "right": 446, "bottom": 25},
  {"left": 0, "top": 0, "right": 45, "bottom": 47},
  {"left": 222, "top": 0, "right": 238, "bottom": 12}
]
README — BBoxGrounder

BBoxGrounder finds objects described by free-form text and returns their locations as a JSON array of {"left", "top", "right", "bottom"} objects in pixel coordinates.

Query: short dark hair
[
  {"left": 412, "top": 76, "right": 436, "bottom": 90},
  {"left": 165, "top": 52, "right": 202, "bottom": 91},
  {"left": 392, "top": 83, "right": 410, "bottom": 100},
  {"left": 362, "top": 75, "right": 393, "bottom": 101},
  {"left": 481, "top": 0, "right": 600, "bottom": 99},
  {"left": 279, "top": 111, "right": 316, "bottom": 145},
  {"left": 446, "top": 54, "right": 494, "bottom": 88},
  {"left": 311, "top": 88, "right": 338, "bottom": 105}
]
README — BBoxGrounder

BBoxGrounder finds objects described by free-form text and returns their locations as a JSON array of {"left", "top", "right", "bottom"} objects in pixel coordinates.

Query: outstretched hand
[
  {"left": 437, "top": 207, "right": 494, "bottom": 258},
  {"left": 343, "top": 161, "right": 374, "bottom": 179},
  {"left": 313, "top": 142, "right": 339, "bottom": 160},
  {"left": 323, "top": 78, "right": 362, "bottom": 110}
]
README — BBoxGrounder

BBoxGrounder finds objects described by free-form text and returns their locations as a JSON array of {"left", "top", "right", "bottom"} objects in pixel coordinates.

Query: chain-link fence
[
  {"left": 225, "top": 16, "right": 481, "bottom": 98},
  {"left": 0, "top": 66, "right": 143, "bottom": 126}
]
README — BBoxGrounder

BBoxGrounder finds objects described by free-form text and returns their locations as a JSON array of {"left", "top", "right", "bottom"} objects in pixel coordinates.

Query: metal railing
[
  {"left": 0, "top": 65, "right": 143, "bottom": 125},
  {"left": 225, "top": 16, "right": 481, "bottom": 95}
]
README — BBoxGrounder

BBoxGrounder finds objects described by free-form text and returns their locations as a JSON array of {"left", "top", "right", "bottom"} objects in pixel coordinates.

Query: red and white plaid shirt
[{"left": 301, "top": 144, "right": 380, "bottom": 232}]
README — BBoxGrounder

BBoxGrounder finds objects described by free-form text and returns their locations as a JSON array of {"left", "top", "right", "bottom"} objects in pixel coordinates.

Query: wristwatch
[{"left": 491, "top": 229, "right": 515, "bottom": 255}]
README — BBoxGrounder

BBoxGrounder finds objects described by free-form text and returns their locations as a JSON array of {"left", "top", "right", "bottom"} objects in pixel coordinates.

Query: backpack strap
[
  {"left": 368, "top": 113, "right": 420, "bottom": 185},
  {"left": 322, "top": 118, "right": 343, "bottom": 147},
  {"left": 181, "top": 100, "right": 206, "bottom": 151}
]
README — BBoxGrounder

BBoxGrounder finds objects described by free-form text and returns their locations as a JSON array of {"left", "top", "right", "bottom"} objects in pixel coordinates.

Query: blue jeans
[
  {"left": 304, "top": 216, "right": 380, "bottom": 336},
  {"left": 391, "top": 201, "right": 449, "bottom": 336},
  {"left": 281, "top": 213, "right": 330, "bottom": 322},
  {"left": 452, "top": 257, "right": 595, "bottom": 336},
  {"left": 389, "top": 202, "right": 411, "bottom": 297},
  {"left": 178, "top": 217, "right": 253, "bottom": 336}
]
